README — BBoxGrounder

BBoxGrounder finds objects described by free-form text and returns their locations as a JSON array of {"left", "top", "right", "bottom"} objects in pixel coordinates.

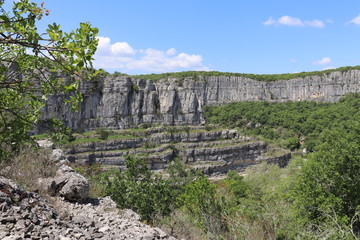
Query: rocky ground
[{"left": 0, "top": 174, "right": 175, "bottom": 240}]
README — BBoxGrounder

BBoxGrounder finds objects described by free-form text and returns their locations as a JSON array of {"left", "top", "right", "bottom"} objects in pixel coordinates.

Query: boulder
[
  {"left": 38, "top": 165, "right": 89, "bottom": 202},
  {"left": 36, "top": 139, "right": 54, "bottom": 149},
  {"left": 50, "top": 148, "right": 66, "bottom": 162}
]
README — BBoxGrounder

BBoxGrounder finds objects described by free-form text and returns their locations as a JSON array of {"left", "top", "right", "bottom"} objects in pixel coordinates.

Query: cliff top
[{"left": 127, "top": 65, "right": 360, "bottom": 82}]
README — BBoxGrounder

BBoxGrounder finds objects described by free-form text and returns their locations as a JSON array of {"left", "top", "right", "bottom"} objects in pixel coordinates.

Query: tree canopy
[{"left": 0, "top": 0, "right": 99, "bottom": 161}]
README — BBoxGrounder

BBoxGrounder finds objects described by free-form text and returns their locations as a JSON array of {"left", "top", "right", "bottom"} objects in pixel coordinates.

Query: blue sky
[{"left": 6, "top": 0, "right": 360, "bottom": 74}]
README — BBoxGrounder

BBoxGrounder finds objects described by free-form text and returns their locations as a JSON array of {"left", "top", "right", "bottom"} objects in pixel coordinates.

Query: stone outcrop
[
  {"left": 38, "top": 165, "right": 89, "bottom": 202},
  {"left": 61, "top": 127, "right": 291, "bottom": 174},
  {"left": 0, "top": 176, "right": 175, "bottom": 240},
  {"left": 39, "top": 70, "right": 360, "bottom": 131}
]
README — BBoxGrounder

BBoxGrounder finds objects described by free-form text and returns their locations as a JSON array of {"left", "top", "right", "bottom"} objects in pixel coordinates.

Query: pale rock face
[{"left": 39, "top": 70, "right": 360, "bottom": 131}]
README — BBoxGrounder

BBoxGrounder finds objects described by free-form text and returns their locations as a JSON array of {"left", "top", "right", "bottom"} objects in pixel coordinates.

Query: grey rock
[
  {"left": 37, "top": 139, "right": 54, "bottom": 149},
  {"left": 0, "top": 232, "right": 9, "bottom": 239},
  {"left": 50, "top": 149, "right": 66, "bottom": 162},
  {"left": 2, "top": 235, "right": 22, "bottom": 240},
  {"left": 38, "top": 70, "right": 360, "bottom": 131},
  {"left": 98, "top": 225, "right": 110, "bottom": 232},
  {"left": 0, "top": 177, "right": 176, "bottom": 239},
  {"left": 38, "top": 165, "right": 89, "bottom": 202},
  {"left": 59, "top": 235, "right": 71, "bottom": 240},
  {"left": 121, "top": 209, "right": 141, "bottom": 221}
]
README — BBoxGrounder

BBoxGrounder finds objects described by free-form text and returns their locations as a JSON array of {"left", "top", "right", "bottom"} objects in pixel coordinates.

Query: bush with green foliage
[
  {"left": 166, "top": 157, "right": 194, "bottom": 197},
  {"left": 97, "top": 156, "right": 173, "bottom": 221},
  {"left": 224, "top": 170, "right": 249, "bottom": 200},
  {"left": 282, "top": 137, "right": 300, "bottom": 151},
  {"left": 292, "top": 126, "right": 360, "bottom": 233},
  {"left": 177, "top": 173, "right": 224, "bottom": 237},
  {"left": 95, "top": 127, "right": 110, "bottom": 140}
]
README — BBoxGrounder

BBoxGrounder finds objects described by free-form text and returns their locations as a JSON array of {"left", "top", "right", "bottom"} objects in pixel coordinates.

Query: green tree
[
  {"left": 0, "top": 0, "right": 99, "bottom": 161},
  {"left": 225, "top": 170, "right": 249, "bottom": 200},
  {"left": 293, "top": 126, "right": 360, "bottom": 234},
  {"left": 98, "top": 156, "right": 173, "bottom": 222},
  {"left": 177, "top": 173, "right": 224, "bottom": 238},
  {"left": 166, "top": 157, "right": 194, "bottom": 197}
]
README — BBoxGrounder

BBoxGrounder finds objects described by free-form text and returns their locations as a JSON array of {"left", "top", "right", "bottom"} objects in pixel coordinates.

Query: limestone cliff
[{"left": 40, "top": 70, "right": 360, "bottom": 130}]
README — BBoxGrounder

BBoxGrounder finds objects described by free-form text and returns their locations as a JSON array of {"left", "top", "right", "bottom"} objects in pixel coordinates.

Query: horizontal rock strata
[{"left": 61, "top": 128, "right": 291, "bottom": 173}]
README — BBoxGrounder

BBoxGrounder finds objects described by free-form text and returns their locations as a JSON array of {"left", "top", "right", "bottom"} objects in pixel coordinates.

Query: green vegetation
[
  {"left": 177, "top": 173, "right": 223, "bottom": 237},
  {"left": 131, "top": 66, "right": 360, "bottom": 82},
  {"left": 54, "top": 129, "right": 140, "bottom": 146},
  {"left": 96, "top": 156, "right": 175, "bottom": 221},
  {"left": 88, "top": 94, "right": 360, "bottom": 238},
  {"left": 293, "top": 127, "right": 360, "bottom": 232},
  {"left": 0, "top": 0, "right": 99, "bottom": 162},
  {"left": 205, "top": 93, "right": 360, "bottom": 151},
  {"left": 0, "top": 145, "right": 57, "bottom": 191},
  {"left": 2, "top": 1, "right": 359, "bottom": 239},
  {"left": 95, "top": 127, "right": 110, "bottom": 140}
]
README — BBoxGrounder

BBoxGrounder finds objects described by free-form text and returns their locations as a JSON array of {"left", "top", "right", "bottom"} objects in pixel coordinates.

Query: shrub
[
  {"left": 225, "top": 170, "right": 249, "bottom": 199},
  {"left": 177, "top": 173, "right": 224, "bottom": 236},
  {"left": 95, "top": 127, "right": 110, "bottom": 140},
  {"left": 283, "top": 137, "right": 300, "bottom": 151},
  {"left": 0, "top": 145, "right": 57, "bottom": 191},
  {"left": 292, "top": 127, "right": 360, "bottom": 233},
  {"left": 132, "top": 83, "right": 140, "bottom": 93},
  {"left": 97, "top": 156, "right": 172, "bottom": 221},
  {"left": 140, "top": 122, "right": 152, "bottom": 129},
  {"left": 166, "top": 158, "right": 194, "bottom": 197}
]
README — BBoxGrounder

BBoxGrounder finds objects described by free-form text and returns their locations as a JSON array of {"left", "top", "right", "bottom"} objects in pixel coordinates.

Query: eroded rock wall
[{"left": 41, "top": 70, "right": 360, "bottom": 130}]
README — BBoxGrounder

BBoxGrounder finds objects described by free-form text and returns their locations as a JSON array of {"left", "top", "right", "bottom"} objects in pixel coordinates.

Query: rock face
[
  {"left": 39, "top": 70, "right": 360, "bottom": 130},
  {"left": 0, "top": 176, "right": 175, "bottom": 240}
]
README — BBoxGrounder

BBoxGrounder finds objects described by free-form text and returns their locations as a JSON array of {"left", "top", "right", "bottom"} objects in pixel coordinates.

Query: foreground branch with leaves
[{"left": 0, "top": 0, "right": 99, "bottom": 161}]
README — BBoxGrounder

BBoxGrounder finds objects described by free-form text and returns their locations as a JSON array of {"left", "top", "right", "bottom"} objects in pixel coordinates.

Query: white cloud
[
  {"left": 94, "top": 37, "right": 209, "bottom": 73},
  {"left": 349, "top": 14, "right": 360, "bottom": 25},
  {"left": 304, "top": 20, "right": 325, "bottom": 28},
  {"left": 322, "top": 66, "right": 336, "bottom": 70},
  {"left": 314, "top": 57, "right": 332, "bottom": 65},
  {"left": 166, "top": 48, "right": 177, "bottom": 56},
  {"left": 263, "top": 16, "right": 326, "bottom": 28},
  {"left": 263, "top": 17, "right": 277, "bottom": 26},
  {"left": 278, "top": 16, "right": 304, "bottom": 26},
  {"left": 111, "top": 42, "right": 135, "bottom": 56}
]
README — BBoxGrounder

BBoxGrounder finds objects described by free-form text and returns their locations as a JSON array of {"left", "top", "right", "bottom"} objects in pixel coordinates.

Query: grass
[
  {"left": 60, "top": 137, "right": 102, "bottom": 146},
  {"left": 260, "top": 147, "right": 290, "bottom": 158},
  {"left": 107, "top": 134, "right": 140, "bottom": 140},
  {"left": 0, "top": 145, "right": 57, "bottom": 192},
  {"left": 31, "top": 133, "right": 50, "bottom": 140}
]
